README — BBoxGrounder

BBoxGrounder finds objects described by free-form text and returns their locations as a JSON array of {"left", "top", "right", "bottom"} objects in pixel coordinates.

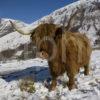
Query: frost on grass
[{"left": 19, "top": 76, "right": 36, "bottom": 93}]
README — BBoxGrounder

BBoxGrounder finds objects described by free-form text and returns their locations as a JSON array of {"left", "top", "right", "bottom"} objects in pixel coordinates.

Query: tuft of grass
[{"left": 19, "top": 77, "right": 36, "bottom": 93}]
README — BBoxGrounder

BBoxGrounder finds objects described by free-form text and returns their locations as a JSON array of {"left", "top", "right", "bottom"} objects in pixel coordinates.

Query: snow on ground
[
  {"left": 0, "top": 58, "right": 48, "bottom": 75},
  {"left": 0, "top": 50, "right": 100, "bottom": 100},
  {"left": 0, "top": 31, "right": 30, "bottom": 52}
]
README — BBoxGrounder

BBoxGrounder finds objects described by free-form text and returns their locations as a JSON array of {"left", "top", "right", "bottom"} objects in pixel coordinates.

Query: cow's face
[
  {"left": 36, "top": 39, "right": 54, "bottom": 60},
  {"left": 31, "top": 26, "right": 64, "bottom": 60}
]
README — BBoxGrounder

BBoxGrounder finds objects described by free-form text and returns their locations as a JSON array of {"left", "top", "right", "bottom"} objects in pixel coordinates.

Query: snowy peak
[{"left": 0, "top": 18, "right": 28, "bottom": 37}]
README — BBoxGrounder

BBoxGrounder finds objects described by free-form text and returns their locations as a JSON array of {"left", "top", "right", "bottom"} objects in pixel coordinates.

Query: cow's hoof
[
  {"left": 67, "top": 83, "right": 77, "bottom": 90},
  {"left": 49, "top": 85, "right": 56, "bottom": 91},
  {"left": 84, "top": 71, "right": 89, "bottom": 75}
]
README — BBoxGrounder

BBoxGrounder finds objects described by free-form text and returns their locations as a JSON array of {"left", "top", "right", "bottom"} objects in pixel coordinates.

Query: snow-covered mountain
[
  {"left": 0, "top": 18, "right": 28, "bottom": 37},
  {"left": 0, "top": 0, "right": 100, "bottom": 61},
  {"left": 0, "top": 19, "right": 32, "bottom": 61},
  {"left": 32, "top": 0, "right": 100, "bottom": 47}
]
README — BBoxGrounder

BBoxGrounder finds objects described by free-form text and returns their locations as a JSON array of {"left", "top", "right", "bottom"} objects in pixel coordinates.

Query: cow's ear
[{"left": 54, "top": 27, "right": 64, "bottom": 40}]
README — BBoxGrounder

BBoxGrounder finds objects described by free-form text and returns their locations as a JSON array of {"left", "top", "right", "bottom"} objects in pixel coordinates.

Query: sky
[{"left": 0, "top": 0, "right": 78, "bottom": 23}]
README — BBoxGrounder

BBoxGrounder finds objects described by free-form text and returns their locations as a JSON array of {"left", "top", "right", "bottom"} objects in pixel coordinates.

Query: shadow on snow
[{"left": 1, "top": 66, "right": 50, "bottom": 82}]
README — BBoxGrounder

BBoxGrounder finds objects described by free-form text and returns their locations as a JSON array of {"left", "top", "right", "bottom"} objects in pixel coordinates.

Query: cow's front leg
[
  {"left": 67, "top": 70, "right": 77, "bottom": 90},
  {"left": 49, "top": 77, "right": 57, "bottom": 91},
  {"left": 84, "top": 64, "right": 89, "bottom": 75}
]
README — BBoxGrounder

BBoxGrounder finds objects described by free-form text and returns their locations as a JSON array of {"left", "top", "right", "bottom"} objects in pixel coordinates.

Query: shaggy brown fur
[
  {"left": 35, "top": 27, "right": 92, "bottom": 90},
  {"left": 30, "top": 23, "right": 59, "bottom": 45},
  {"left": 10, "top": 21, "right": 92, "bottom": 90},
  {"left": 10, "top": 10, "right": 92, "bottom": 90}
]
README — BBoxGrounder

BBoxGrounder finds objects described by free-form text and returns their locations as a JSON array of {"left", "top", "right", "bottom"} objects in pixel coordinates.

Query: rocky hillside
[{"left": 32, "top": 0, "right": 100, "bottom": 47}]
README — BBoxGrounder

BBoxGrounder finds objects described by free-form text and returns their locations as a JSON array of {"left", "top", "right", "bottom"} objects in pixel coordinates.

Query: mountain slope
[
  {"left": 0, "top": 0, "right": 100, "bottom": 61},
  {"left": 1, "top": 0, "right": 100, "bottom": 48},
  {"left": 32, "top": 0, "right": 100, "bottom": 47},
  {"left": 0, "top": 19, "right": 33, "bottom": 61}
]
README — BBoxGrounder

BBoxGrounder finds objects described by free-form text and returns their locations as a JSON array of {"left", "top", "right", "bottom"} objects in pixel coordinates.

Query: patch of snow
[
  {"left": 0, "top": 50, "right": 100, "bottom": 100},
  {"left": 0, "top": 31, "right": 30, "bottom": 52}
]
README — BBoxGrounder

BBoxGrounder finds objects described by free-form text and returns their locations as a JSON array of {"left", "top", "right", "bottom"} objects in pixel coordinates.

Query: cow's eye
[{"left": 41, "top": 52, "right": 44, "bottom": 55}]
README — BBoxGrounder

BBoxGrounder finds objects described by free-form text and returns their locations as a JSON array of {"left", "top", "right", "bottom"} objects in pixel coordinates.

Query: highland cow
[
  {"left": 9, "top": 11, "right": 92, "bottom": 90},
  {"left": 36, "top": 30, "right": 92, "bottom": 90}
]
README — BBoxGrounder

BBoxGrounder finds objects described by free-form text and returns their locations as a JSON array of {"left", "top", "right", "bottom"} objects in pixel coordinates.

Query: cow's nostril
[{"left": 42, "top": 52, "right": 44, "bottom": 55}]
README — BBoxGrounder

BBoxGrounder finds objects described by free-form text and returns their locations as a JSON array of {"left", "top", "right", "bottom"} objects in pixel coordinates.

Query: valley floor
[{"left": 0, "top": 50, "right": 100, "bottom": 100}]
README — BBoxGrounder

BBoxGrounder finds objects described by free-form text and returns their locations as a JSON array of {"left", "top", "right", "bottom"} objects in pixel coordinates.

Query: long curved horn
[{"left": 9, "top": 20, "right": 35, "bottom": 35}]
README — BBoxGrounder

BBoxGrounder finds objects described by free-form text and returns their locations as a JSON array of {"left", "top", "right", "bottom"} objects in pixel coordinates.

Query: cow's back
[{"left": 62, "top": 32, "right": 92, "bottom": 68}]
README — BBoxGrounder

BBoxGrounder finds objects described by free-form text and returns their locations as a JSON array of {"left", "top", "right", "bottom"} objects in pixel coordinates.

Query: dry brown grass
[{"left": 19, "top": 77, "right": 35, "bottom": 93}]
